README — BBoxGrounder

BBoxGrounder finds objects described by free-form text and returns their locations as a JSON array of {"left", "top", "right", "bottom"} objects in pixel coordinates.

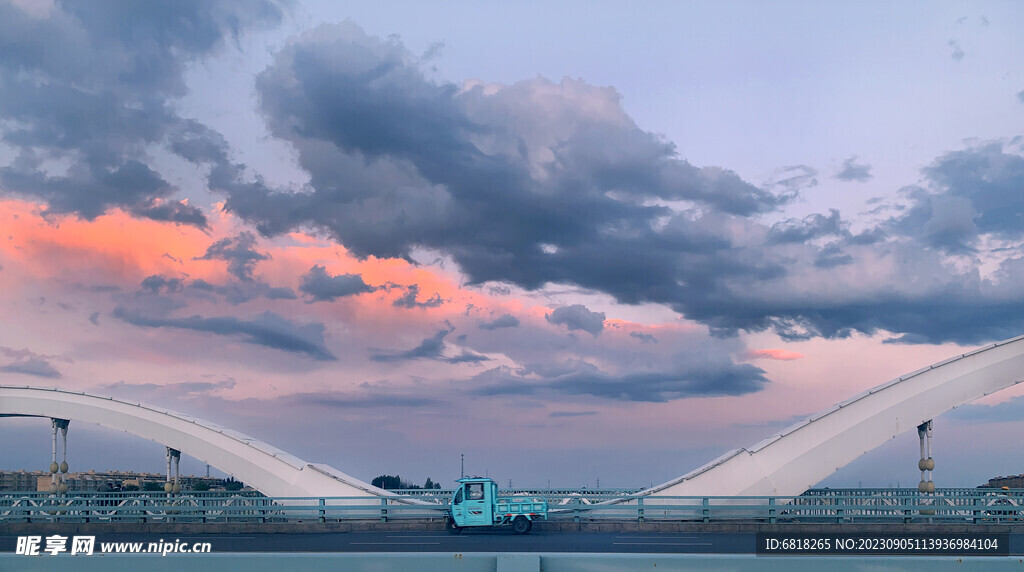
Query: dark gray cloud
[
  {"left": 287, "top": 391, "right": 444, "bottom": 409},
  {"left": 546, "top": 305, "right": 606, "bottom": 336},
  {"left": 96, "top": 378, "right": 236, "bottom": 400},
  {"left": 210, "top": 24, "right": 1024, "bottom": 347},
  {"left": 948, "top": 39, "right": 965, "bottom": 61},
  {"left": 479, "top": 314, "right": 520, "bottom": 330},
  {"left": 113, "top": 307, "right": 336, "bottom": 361},
  {"left": 215, "top": 23, "right": 786, "bottom": 298},
  {"left": 766, "top": 165, "right": 818, "bottom": 197},
  {"left": 194, "top": 232, "right": 270, "bottom": 281},
  {"left": 0, "top": 347, "right": 62, "bottom": 379},
  {"left": 88, "top": 312, "right": 100, "bottom": 326},
  {"left": 767, "top": 209, "right": 847, "bottom": 244},
  {"left": 469, "top": 359, "right": 767, "bottom": 402},
  {"left": 371, "top": 328, "right": 451, "bottom": 362},
  {"left": 0, "top": 1, "right": 283, "bottom": 224},
  {"left": 371, "top": 327, "right": 488, "bottom": 364},
  {"left": 188, "top": 278, "right": 296, "bottom": 305},
  {"left": 946, "top": 395, "right": 1024, "bottom": 424},
  {"left": 629, "top": 331, "right": 657, "bottom": 344},
  {"left": 835, "top": 156, "right": 873, "bottom": 182},
  {"left": 140, "top": 274, "right": 184, "bottom": 294},
  {"left": 392, "top": 284, "right": 443, "bottom": 309},
  {"left": 549, "top": 411, "right": 598, "bottom": 418},
  {"left": 30, "top": 16, "right": 1008, "bottom": 350},
  {"left": 918, "top": 143, "right": 1024, "bottom": 240},
  {"left": 1018, "top": 90, "right": 1024, "bottom": 103},
  {"left": 299, "top": 265, "right": 376, "bottom": 302}
]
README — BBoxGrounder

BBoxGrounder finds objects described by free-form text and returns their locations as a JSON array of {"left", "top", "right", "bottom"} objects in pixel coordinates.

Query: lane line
[
  {"left": 614, "top": 536, "right": 701, "bottom": 539},
  {"left": 613, "top": 542, "right": 714, "bottom": 546},
  {"left": 349, "top": 542, "right": 443, "bottom": 545}
]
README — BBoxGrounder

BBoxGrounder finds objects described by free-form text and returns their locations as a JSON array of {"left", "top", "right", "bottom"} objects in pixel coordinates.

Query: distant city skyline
[{"left": 2, "top": 0, "right": 1024, "bottom": 490}]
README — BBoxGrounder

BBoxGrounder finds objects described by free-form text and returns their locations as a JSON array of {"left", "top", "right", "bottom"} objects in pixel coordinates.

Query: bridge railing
[{"left": 2, "top": 489, "right": 1023, "bottom": 524}]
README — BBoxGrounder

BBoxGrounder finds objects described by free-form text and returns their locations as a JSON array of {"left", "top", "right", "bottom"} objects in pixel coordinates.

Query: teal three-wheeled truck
[{"left": 447, "top": 477, "right": 548, "bottom": 534}]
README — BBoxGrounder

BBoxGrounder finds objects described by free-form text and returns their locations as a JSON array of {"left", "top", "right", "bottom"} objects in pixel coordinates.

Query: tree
[
  {"left": 372, "top": 474, "right": 428, "bottom": 490},
  {"left": 424, "top": 477, "right": 441, "bottom": 490},
  {"left": 192, "top": 480, "right": 211, "bottom": 492}
]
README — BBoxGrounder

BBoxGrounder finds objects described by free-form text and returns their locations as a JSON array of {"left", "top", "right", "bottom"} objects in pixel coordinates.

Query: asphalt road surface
[
  {"left": 6, "top": 531, "right": 1024, "bottom": 555},
  {"left": 1, "top": 531, "right": 752, "bottom": 554}
]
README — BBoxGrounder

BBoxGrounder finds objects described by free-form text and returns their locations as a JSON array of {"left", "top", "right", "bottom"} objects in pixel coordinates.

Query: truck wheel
[
  {"left": 512, "top": 516, "right": 531, "bottom": 534},
  {"left": 447, "top": 517, "right": 463, "bottom": 535}
]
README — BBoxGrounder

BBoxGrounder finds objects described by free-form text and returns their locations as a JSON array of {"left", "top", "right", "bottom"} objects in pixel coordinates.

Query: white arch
[
  {"left": 647, "top": 334, "right": 1024, "bottom": 498},
  {"left": 0, "top": 386, "right": 392, "bottom": 499}
]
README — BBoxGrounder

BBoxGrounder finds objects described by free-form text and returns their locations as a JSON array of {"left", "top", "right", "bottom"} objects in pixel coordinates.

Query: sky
[{"left": 1, "top": 0, "right": 1024, "bottom": 490}]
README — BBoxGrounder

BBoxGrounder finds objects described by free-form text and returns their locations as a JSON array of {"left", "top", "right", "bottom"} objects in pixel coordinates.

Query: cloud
[
  {"left": 746, "top": 349, "right": 804, "bottom": 361},
  {"left": 916, "top": 143, "right": 1024, "bottom": 241},
  {"left": 113, "top": 307, "right": 336, "bottom": 361},
  {"left": 629, "top": 331, "right": 658, "bottom": 344},
  {"left": 88, "top": 312, "right": 100, "bottom": 326},
  {"left": 188, "top": 278, "right": 296, "bottom": 305},
  {"left": 0, "top": 1, "right": 283, "bottom": 224},
  {"left": 948, "top": 39, "right": 965, "bottom": 61},
  {"left": 288, "top": 391, "right": 444, "bottom": 409},
  {"left": 470, "top": 359, "right": 767, "bottom": 402},
  {"left": 218, "top": 23, "right": 786, "bottom": 299},
  {"left": 767, "top": 209, "right": 847, "bottom": 244},
  {"left": 835, "top": 156, "right": 873, "bottom": 182},
  {"left": 95, "top": 378, "right": 237, "bottom": 400},
  {"left": 946, "top": 395, "right": 1024, "bottom": 424},
  {"left": 550, "top": 411, "right": 598, "bottom": 418},
  {"left": 1018, "top": 90, "right": 1024, "bottom": 104},
  {"left": 371, "top": 327, "right": 489, "bottom": 364},
  {"left": 299, "top": 265, "right": 376, "bottom": 302},
  {"left": 766, "top": 165, "right": 818, "bottom": 197},
  {"left": 546, "top": 305, "right": 606, "bottom": 336},
  {"left": 479, "top": 314, "right": 520, "bottom": 330},
  {"left": 194, "top": 232, "right": 270, "bottom": 281},
  {"left": 140, "top": 274, "right": 184, "bottom": 294},
  {"left": 0, "top": 347, "right": 62, "bottom": 379},
  {"left": 392, "top": 284, "right": 444, "bottom": 309}
]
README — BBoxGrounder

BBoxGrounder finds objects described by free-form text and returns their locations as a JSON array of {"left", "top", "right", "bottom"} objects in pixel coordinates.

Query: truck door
[
  {"left": 451, "top": 487, "right": 465, "bottom": 525},
  {"left": 463, "top": 482, "right": 492, "bottom": 526}
]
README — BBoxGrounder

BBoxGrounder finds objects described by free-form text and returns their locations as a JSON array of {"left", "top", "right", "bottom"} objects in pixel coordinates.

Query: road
[{"left": 1, "top": 531, "right": 752, "bottom": 554}]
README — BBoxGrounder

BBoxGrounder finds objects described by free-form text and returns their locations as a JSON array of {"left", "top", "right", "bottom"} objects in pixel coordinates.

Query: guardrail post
[
  {"left": 319, "top": 498, "right": 326, "bottom": 523},
  {"left": 574, "top": 498, "right": 580, "bottom": 523},
  {"left": 702, "top": 497, "right": 709, "bottom": 523},
  {"left": 380, "top": 498, "right": 388, "bottom": 523},
  {"left": 768, "top": 497, "right": 776, "bottom": 524},
  {"left": 972, "top": 497, "right": 980, "bottom": 524},
  {"left": 637, "top": 496, "right": 644, "bottom": 523}
]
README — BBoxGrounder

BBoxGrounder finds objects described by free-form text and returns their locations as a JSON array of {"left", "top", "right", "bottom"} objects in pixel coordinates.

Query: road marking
[
  {"left": 613, "top": 542, "right": 713, "bottom": 546},
  {"left": 615, "top": 536, "right": 701, "bottom": 539},
  {"left": 384, "top": 535, "right": 454, "bottom": 539},
  {"left": 348, "top": 544, "right": 440, "bottom": 548}
]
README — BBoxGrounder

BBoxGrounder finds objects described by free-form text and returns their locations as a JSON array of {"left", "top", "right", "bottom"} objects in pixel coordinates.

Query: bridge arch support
[
  {"left": 0, "top": 386, "right": 390, "bottom": 499},
  {"left": 647, "top": 335, "right": 1024, "bottom": 498}
]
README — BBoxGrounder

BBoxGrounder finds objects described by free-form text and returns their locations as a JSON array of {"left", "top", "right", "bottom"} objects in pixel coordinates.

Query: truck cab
[{"left": 447, "top": 477, "right": 546, "bottom": 534}]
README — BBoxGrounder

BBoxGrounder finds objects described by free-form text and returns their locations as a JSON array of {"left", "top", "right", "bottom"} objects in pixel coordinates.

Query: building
[
  {"left": 0, "top": 470, "right": 246, "bottom": 492},
  {"left": 982, "top": 475, "right": 1024, "bottom": 489}
]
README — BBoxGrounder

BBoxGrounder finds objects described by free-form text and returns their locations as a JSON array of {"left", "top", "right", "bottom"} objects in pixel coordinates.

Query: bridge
[{"left": 2, "top": 334, "right": 1024, "bottom": 500}]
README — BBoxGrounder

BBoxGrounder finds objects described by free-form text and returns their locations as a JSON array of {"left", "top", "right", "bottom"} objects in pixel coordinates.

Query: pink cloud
[{"left": 747, "top": 348, "right": 805, "bottom": 361}]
